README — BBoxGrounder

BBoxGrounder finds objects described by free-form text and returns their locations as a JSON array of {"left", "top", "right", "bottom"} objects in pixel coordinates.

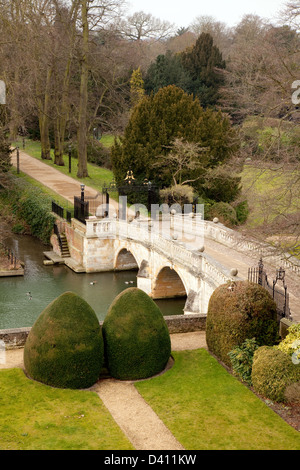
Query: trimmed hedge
[
  {"left": 206, "top": 281, "right": 279, "bottom": 367},
  {"left": 102, "top": 287, "right": 171, "bottom": 380},
  {"left": 251, "top": 346, "right": 300, "bottom": 402},
  {"left": 24, "top": 292, "right": 104, "bottom": 389}
]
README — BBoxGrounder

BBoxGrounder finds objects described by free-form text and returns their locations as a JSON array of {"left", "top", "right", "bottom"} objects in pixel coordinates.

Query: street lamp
[
  {"left": 275, "top": 267, "right": 285, "bottom": 282},
  {"left": 80, "top": 183, "right": 85, "bottom": 202}
]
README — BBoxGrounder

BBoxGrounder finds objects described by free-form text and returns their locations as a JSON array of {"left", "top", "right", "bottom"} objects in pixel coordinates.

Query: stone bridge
[{"left": 50, "top": 214, "right": 242, "bottom": 315}]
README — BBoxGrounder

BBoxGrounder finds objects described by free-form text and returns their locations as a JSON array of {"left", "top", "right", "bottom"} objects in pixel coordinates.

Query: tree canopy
[{"left": 144, "top": 33, "right": 226, "bottom": 107}]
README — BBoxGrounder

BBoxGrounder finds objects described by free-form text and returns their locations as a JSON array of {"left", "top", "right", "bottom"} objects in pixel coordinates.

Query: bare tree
[
  {"left": 75, "top": 0, "right": 126, "bottom": 177},
  {"left": 153, "top": 138, "right": 208, "bottom": 187},
  {"left": 189, "top": 15, "right": 233, "bottom": 58},
  {"left": 118, "top": 10, "right": 175, "bottom": 42}
]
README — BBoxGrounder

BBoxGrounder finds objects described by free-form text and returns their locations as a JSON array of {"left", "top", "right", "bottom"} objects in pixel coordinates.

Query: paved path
[
  {"left": 11, "top": 150, "right": 99, "bottom": 203},
  {"left": 0, "top": 332, "right": 206, "bottom": 451}
]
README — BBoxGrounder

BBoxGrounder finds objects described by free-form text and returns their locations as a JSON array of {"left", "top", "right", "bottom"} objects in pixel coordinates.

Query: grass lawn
[
  {"left": 12, "top": 139, "right": 115, "bottom": 194},
  {"left": 0, "top": 350, "right": 299, "bottom": 450},
  {"left": 100, "top": 134, "right": 116, "bottom": 148},
  {"left": 0, "top": 368, "right": 134, "bottom": 450},
  {"left": 135, "top": 349, "right": 300, "bottom": 450}
]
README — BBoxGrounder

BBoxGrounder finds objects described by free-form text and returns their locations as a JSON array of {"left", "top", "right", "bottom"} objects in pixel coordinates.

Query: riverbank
[{"left": 0, "top": 245, "right": 24, "bottom": 277}]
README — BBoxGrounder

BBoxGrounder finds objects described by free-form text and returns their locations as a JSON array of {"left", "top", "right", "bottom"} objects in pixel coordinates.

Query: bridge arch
[
  {"left": 151, "top": 266, "right": 187, "bottom": 300},
  {"left": 114, "top": 248, "right": 139, "bottom": 271}
]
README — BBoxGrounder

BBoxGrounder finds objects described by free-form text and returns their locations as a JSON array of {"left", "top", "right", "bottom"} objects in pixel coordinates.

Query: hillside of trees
[{"left": 0, "top": 0, "right": 300, "bottom": 255}]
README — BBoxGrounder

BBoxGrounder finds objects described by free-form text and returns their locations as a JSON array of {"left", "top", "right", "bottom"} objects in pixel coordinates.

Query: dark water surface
[{"left": 0, "top": 234, "right": 185, "bottom": 330}]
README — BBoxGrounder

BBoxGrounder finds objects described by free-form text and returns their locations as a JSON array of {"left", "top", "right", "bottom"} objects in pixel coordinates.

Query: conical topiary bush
[
  {"left": 102, "top": 287, "right": 171, "bottom": 380},
  {"left": 23, "top": 291, "right": 104, "bottom": 389}
]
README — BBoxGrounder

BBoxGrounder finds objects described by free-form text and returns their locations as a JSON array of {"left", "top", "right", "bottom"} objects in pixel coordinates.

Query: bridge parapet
[{"left": 84, "top": 218, "right": 237, "bottom": 285}]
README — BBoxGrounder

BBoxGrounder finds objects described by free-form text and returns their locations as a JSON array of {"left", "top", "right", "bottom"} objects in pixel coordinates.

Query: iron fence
[
  {"left": 74, "top": 196, "right": 89, "bottom": 225},
  {"left": 52, "top": 201, "right": 64, "bottom": 219}
]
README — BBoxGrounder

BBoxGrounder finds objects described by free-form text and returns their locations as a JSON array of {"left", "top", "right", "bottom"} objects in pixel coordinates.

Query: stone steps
[{"left": 60, "top": 234, "right": 70, "bottom": 258}]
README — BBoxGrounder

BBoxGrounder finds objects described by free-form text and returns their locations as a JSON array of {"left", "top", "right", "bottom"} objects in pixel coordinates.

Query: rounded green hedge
[
  {"left": 206, "top": 281, "right": 279, "bottom": 367},
  {"left": 251, "top": 346, "right": 300, "bottom": 402},
  {"left": 102, "top": 287, "right": 171, "bottom": 380},
  {"left": 24, "top": 292, "right": 104, "bottom": 389}
]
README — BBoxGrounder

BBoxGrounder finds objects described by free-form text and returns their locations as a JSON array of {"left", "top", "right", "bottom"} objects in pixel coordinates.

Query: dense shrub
[
  {"left": 102, "top": 287, "right": 171, "bottom": 380},
  {"left": 234, "top": 200, "right": 249, "bottom": 224},
  {"left": 160, "top": 184, "right": 194, "bottom": 207},
  {"left": 201, "top": 167, "right": 241, "bottom": 204},
  {"left": 284, "top": 381, "right": 300, "bottom": 404},
  {"left": 228, "top": 338, "right": 259, "bottom": 385},
  {"left": 209, "top": 201, "right": 238, "bottom": 227},
  {"left": 276, "top": 323, "right": 300, "bottom": 360},
  {"left": 251, "top": 346, "right": 300, "bottom": 402},
  {"left": 0, "top": 128, "right": 11, "bottom": 172},
  {"left": 206, "top": 281, "right": 279, "bottom": 367},
  {"left": 24, "top": 292, "right": 104, "bottom": 389}
]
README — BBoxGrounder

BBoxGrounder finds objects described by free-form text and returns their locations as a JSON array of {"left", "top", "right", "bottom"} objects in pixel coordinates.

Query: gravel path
[{"left": 0, "top": 332, "right": 206, "bottom": 450}]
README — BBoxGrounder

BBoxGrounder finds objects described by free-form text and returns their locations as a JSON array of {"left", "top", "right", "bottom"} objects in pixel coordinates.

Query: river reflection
[{"left": 0, "top": 234, "right": 185, "bottom": 329}]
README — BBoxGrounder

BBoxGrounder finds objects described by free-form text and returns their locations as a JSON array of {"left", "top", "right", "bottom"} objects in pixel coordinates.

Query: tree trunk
[
  {"left": 40, "top": 67, "right": 52, "bottom": 160},
  {"left": 40, "top": 112, "right": 51, "bottom": 160},
  {"left": 54, "top": 117, "right": 64, "bottom": 166},
  {"left": 77, "top": 0, "right": 89, "bottom": 178}
]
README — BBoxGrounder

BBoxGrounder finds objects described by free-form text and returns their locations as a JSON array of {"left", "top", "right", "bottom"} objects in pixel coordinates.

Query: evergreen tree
[
  {"left": 144, "top": 33, "right": 225, "bottom": 107},
  {"left": 130, "top": 67, "right": 145, "bottom": 107},
  {"left": 144, "top": 51, "right": 191, "bottom": 95},
  {"left": 111, "top": 85, "right": 238, "bottom": 188}
]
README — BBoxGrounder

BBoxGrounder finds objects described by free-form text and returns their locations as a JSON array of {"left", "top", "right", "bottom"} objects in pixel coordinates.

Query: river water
[{"left": 0, "top": 234, "right": 185, "bottom": 330}]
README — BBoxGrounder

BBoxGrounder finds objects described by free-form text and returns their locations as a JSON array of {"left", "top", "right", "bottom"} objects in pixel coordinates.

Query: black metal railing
[
  {"left": 52, "top": 201, "right": 64, "bottom": 219},
  {"left": 248, "top": 258, "right": 292, "bottom": 321},
  {"left": 51, "top": 201, "right": 73, "bottom": 224}
]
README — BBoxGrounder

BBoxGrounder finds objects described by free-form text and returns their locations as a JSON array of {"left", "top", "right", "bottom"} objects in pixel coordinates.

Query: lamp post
[
  {"left": 273, "top": 266, "right": 288, "bottom": 317},
  {"left": 80, "top": 183, "right": 85, "bottom": 202}
]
